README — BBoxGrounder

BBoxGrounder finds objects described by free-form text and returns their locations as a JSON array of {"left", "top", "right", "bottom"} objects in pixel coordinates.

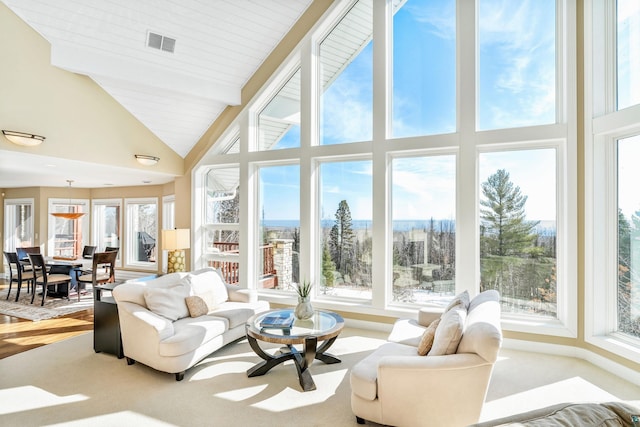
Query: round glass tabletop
[{"left": 247, "top": 308, "right": 344, "bottom": 343}]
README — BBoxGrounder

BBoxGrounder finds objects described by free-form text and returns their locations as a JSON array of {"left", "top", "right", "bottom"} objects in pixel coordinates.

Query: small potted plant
[{"left": 294, "top": 280, "right": 314, "bottom": 319}]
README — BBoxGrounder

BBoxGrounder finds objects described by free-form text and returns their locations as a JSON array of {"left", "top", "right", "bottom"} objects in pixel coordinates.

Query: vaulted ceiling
[{"left": 0, "top": 0, "right": 314, "bottom": 188}]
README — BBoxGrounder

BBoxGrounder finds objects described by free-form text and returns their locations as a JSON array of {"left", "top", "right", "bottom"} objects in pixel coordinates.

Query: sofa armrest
[
  {"left": 117, "top": 301, "right": 174, "bottom": 341},
  {"left": 417, "top": 307, "right": 442, "bottom": 326},
  {"left": 225, "top": 283, "right": 257, "bottom": 303}
]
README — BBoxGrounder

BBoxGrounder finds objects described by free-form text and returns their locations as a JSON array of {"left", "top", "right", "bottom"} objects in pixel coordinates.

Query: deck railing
[{"left": 207, "top": 242, "right": 276, "bottom": 285}]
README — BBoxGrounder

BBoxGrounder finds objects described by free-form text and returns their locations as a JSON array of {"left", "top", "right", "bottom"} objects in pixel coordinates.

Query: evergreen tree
[
  {"left": 480, "top": 169, "right": 539, "bottom": 256},
  {"left": 322, "top": 242, "right": 335, "bottom": 288},
  {"left": 329, "top": 200, "right": 355, "bottom": 275}
]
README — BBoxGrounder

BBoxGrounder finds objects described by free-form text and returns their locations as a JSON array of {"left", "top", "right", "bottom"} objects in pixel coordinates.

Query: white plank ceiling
[{"left": 0, "top": 0, "right": 312, "bottom": 187}]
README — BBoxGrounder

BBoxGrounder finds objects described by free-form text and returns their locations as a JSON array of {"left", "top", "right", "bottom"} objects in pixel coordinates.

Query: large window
[
  {"left": 479, "top": 149, "right": 557, "bottom": 317},
  {"left": 319, "top": 160, "right": 372, "bottom": 300},
  {"left": 194, "top": 0, "right": 574, "bottom": 336},
  {"left": 125, "top": 198, "right": 157, "bottom": 270},
  {"left": 319, "top": 0, "right": 373, "bottom": 145},
  {"left": 587, "top": 0, "right": 640, "bottom": 360},
  {"left": 392, "top": 0, "right": 456, "bottom": 138},
  {"left": 3, "top": 198, "right": 34, "bottom": 251},
  {"left": 48, "top": 197, "right": 89, "bottom": 258},
  {"left": 478, "top": 0, "right": 556, "bottom": 130},
  {"left": 204, "top": 167, "right": 240, "bottom": 284},
  {"left": 258, "top": 164, "right": 300, "bottom": 290},
  {"left": 391, "top": 155, "right": 456, "bottom": 304},
  {"left": 617, "top": 0, "right": 640, "bottom": 110},
  {"left": 92, "top": 199, "right": 122, "bottom": 264}
]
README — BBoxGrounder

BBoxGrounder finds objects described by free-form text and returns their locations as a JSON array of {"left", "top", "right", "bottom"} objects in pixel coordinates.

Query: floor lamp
[{"left": 162, "top": 229, "right": 190, "bottom": 273}]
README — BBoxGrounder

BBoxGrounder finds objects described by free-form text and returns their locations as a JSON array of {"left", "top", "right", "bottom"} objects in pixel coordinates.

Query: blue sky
[{"left": 260, "top": 0, "right": 562, "bottom": 223}]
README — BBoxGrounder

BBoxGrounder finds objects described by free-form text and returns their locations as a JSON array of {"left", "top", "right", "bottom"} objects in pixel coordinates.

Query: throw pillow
[
  {"left": 143, "top": 284, "right": 190, "bottom": 321},
  {"left": 185, "top": 291, "right": 217, "bottom": 317},
  {"left": 187, "top": 270, "right": 228, "bottom": 305},
  {"left": 428, "top": 305, "right": 467, "bottom": 356},
  {"left": 417, "top": 318, "right": 441, "bottom": 356},
  {"left": 443, "top": 290, "right": 470, "bottom": 313},
  {"left": 185, "top": 295, "right": 208, "bottom": 317}
]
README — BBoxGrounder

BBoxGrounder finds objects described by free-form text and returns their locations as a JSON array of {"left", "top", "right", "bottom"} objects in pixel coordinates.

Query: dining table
[{"left": 20, "top": 256, "right": 91, "bottom": 298}]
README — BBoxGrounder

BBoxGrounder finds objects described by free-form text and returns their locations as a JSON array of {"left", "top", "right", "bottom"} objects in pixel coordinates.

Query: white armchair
[{"left": 350, "top": 290, "right": 502, "bottom": 427}]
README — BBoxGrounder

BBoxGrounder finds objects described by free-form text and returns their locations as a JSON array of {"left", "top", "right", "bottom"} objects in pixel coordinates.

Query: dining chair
[
  {"left": 3, "top": 251, "right": 35, "bottom": 301},
  {"left": 75, "top": 251, "right": 118, "bottom": 301},
  {"left": 82, "top": 245, "right": 97, "bottom": 259},
  {"left": 16, "top": 246, "right": 41, "bottom": 272},
  {"left": 28, "top": 253, "right": 72, "bottom": 306}
]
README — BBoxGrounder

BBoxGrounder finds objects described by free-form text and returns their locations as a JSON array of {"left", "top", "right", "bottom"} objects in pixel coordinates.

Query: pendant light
[{"left": 51, "top": 180, "right": 85, "bottom": 220}]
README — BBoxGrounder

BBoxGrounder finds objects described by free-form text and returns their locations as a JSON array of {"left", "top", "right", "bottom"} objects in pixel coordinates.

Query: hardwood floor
[{"left": 0, "top": 279, "right": 94, "bottom": 359}]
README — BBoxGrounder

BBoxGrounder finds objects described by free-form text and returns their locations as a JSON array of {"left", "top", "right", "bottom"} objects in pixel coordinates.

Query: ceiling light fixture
[
  {"left": 2, "top": 130, "right": 45, "bottom": 146},
  {"left": 51, "top": 180, "right": 85, "bottom": 220},
  {"left": 135, "top": 154, "right": 160, "bottom": 166}
]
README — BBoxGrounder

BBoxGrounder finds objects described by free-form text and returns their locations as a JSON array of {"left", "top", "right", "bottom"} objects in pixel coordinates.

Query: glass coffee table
[{"left": 245, "top": 308, "right": 344, "bottom": 391}]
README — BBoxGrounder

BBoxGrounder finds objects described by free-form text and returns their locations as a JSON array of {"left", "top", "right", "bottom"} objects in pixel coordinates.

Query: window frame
[{"left": 124, "top": 197, "right": 158, "bottom": 271}]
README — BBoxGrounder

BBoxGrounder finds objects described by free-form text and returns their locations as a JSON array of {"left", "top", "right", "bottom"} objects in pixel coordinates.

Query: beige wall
[{"left": 0, "top": 3, "right": 183, "bottom": 176}]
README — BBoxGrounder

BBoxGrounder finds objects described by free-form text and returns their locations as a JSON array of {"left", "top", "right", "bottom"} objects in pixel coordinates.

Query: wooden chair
[
  {"left": 82, "top": 245, "right": 97, "bottom": 259},
  {"left": 16, "top": 246, "right": 41, "bottom": 272},
  {"left": 28, "top": 253, "right": 72, "bottom": 306},
  {"left": 75, "top": 251, "right": 118, "bottom": 301},
  {"left": 3, "top": 251, "right": 35, "bottom": 301}
]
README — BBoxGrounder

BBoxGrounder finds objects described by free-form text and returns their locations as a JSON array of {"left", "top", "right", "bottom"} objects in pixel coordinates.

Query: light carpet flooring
[{"left": 1, "top": 328, "right": 639, "bottom": 427}]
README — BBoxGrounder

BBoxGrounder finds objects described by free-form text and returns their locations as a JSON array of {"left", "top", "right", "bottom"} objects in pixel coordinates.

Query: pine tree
[
  {"left": 322, "top": 242, "right": 335, "bottom": 288},
  {"left": 480, "top": 169, "right": 539, "bottom": 256},
  {"left": 329, "top": 200, "right": 355, "bottom": 275}
]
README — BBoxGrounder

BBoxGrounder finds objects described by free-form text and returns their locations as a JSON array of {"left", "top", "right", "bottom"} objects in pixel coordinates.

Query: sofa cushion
[
  {"left": 144, "top": 284, "right": 190, "bottom": 321},
  {"left": 417, "top": 318, "right": 441, "bottom": 356},
  {"left": 210, "top": 300, "right": 270, "bottom": 329},
  {"left": 428, "top": 305, "right": 466, "bottom": 356},
  {"left": 159, "top": 315, "right": 229, "bottom": 357},
  {"left": 185, "top": 270, "right": 229, "bottom": 306}
]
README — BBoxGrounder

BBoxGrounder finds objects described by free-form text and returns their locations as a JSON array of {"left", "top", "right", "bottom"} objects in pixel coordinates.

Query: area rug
[
  {"left": 0, "top": 287, "right": 94, "bottom": 321},
  {"left": 0, "top": 328, "right": 389, "bottom": 427}
]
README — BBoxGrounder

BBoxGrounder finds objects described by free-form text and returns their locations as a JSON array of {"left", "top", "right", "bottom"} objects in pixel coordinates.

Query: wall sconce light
[
  {"left": 135, "top": 154, "right": 160, "bottom": 166},
  {"left": 2, "top": 130, "right": 45, "bottom": 146},
  {"left": 162, "top": 229, "right": 190, "bottom": 273}
]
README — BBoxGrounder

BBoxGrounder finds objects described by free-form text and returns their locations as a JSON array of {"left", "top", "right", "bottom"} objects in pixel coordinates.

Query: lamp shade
[{"left": 162, "top": 229, "right": 190, "bottom": 250}]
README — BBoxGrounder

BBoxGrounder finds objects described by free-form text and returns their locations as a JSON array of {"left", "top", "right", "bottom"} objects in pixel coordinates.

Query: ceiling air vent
[{"left": 147, "top": 31, "right": 176, "bottom": 53}]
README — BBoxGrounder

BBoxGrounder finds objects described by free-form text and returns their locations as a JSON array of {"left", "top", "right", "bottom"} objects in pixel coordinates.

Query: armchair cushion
[
  {"left": 417, "top": 318, "right": 441, "bottom": 356},
  {"left": 429, "top": 305, "right": 466, "bottom": 356}
]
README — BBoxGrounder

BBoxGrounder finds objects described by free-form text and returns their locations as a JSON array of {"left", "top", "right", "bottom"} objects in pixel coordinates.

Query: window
[
  {"left": 193, "top": 1, "right": 574, "bottom": 334},
  {"left": 125, "top": 198, "right": 157, "bottom": 270},
  {"left": 617, "top": 0, "right": 640, "bottom": 110},
  {"left": 587, "top": 0, "right": 640, "bottom": 361},
  {"left": 205, "top": 167, "right": 240, "bottom": 284},
  {"left": 92, "top": 199, "right": 122, "bottom": 264},
  {"left": 617, "top": 135, "right": 640, "bottom": 338},
  {"left": 257, "top": 69, "right": 301, "bottom": 151},
  {"left": 478, "top": 0, "right": 556, "bottom": 130},
  {"left": 319, "top": 0, "right": 373, "bottom": 145},
  {"left": 3, "top": 198, "right": 34, "bottom": 251},
  {"left": 479, "top": 149, "right": 557, "bottom": 317},
  {"left": 391, "top": 154, "right": 456, "bottom": 305},
  {"left": 48, "top": 197, "right": 89, "bottom": 258},
  {"left": 258, "top": 164, "right": 300, "bottom": 291},
  {"left": 392, "top": 0, "right": 456, "bottom": 138},
  {"left": 319, "top": 160, "right": 372, "bottom": 300}
]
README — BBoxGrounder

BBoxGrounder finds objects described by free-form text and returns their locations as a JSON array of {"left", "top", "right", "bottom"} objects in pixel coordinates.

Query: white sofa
[
  {"left": 112, "top": 267, "right": 269, "bottom": 381},
  {"left": 350, "top": 290, "right": 503, "bottom": 427}
]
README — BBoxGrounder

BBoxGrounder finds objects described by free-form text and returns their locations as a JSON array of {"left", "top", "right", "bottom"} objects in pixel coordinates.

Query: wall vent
[{"left": 147, "top": 31, "right": 176, "bottom": 53}]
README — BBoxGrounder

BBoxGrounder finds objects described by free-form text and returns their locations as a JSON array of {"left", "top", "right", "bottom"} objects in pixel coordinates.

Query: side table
[{"left": 94, "top": 282, "right": 123, "bottom": 358}]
